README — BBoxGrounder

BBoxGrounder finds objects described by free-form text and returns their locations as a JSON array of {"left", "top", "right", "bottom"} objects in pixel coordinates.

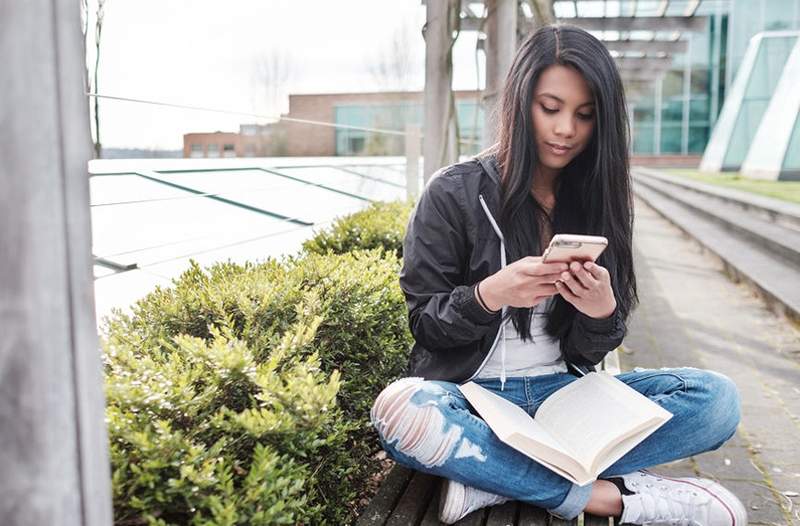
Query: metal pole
[
  {"left": 0, "top": 1, "right": 113, "bottom": 524},
  {"left": 405, "top": 124, "right": 421, "bottom": 199},
  {"left": 710, "top": 4, "right": 722, "bottom": 127},
  {"left": 655, "top": 75, "right": 663, "bottom": 155},
  {"left": 682, "top": 35, "right": 693, "bottom": 155}
]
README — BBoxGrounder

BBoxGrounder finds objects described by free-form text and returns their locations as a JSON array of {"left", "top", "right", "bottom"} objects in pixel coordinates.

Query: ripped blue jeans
[{"left": 370, "top": 367, "right": 741, "bottom": 520}]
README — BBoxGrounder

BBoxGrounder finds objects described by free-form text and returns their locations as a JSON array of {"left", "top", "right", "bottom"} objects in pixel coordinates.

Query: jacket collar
[{"left": 476, "top": 154, "right": 502, "bottom": 186}]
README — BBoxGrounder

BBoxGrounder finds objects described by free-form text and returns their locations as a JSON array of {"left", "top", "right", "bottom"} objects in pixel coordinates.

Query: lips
[{"left": 545, "top": 142, "right": 573, "bottom": 155}]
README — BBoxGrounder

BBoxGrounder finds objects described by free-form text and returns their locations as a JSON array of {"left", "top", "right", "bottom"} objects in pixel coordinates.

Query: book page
[
  {"left": 534, "top": 372, "right": 672, "bottom": 470},
  {"left": 505, "top": 434, "right": 590, "bottom": 486},
  {"left": 459, "top": 382, "right": 588, "bottom": 482},
  {"left": 591, "top": 419, "right": 669, "bottom": 475},
  {"left": 458, "top": 382, "right": 570, "bottom": 453}
]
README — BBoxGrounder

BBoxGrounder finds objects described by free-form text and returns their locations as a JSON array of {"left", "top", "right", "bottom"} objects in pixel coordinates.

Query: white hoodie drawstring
[{"left": 478, "top": 194, "right": 509, "bottom": 391}]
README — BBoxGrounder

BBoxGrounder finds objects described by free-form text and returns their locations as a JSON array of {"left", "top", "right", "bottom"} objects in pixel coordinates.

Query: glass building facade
[
  {"left": 722, "top": 33, "right": 797, "bottom": 170},
  {"left": 626, "top": 0, "right": 800, "bottom": 161},
  {"left": 330, "top": 1, "right": 800, "bottom": 165},
  {"left": 615, "top": 1, "right": 730, "bottom": 155},
  {"left": 334, "top": 100, "right": 484, "bottom": 157},
  {"left": 700, "top": 0, "right": 800, "bottom": 178}
]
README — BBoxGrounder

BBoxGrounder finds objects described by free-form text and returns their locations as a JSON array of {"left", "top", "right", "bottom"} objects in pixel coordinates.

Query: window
[
  {"left": 348, "top": 136, "right": 366, "bottom": 154},
  {"left": 223, "top": 143, "right": 236, "bottom": 158},
  {"left": 189, "top": 144, "right": 203, "bottom": 158},
  {"left": 207, "top": 144, "right": 220, "bottom": 158}
]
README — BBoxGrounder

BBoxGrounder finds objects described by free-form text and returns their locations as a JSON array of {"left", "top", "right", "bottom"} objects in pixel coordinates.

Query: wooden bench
[
  {"left": 357, "top": 352, "right": 624, "bottom": 526},
  {"left": 355, "top": 464, "right": 620, "bottom": 526}
]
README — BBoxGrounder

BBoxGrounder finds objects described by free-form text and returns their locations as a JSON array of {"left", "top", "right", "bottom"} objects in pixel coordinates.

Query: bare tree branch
[
  {"left": 368, "top": 21, "right": 420, "bottom": 91},
  {"left": 252, "top": 48, "right": 293, "bottom": 115},
  {"left": 93, "top": 0, "right": 106, "bottom": 159}
]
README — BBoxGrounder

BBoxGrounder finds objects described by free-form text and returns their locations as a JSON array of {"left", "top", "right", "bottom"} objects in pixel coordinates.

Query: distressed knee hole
[{"left": 370, "top": 378, "right": 463, "bottom": 468}]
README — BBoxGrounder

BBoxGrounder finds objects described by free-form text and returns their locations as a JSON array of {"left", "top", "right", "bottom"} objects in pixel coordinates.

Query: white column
[{"left": 0, "top": 1, "right": 113, "bottom": 524}]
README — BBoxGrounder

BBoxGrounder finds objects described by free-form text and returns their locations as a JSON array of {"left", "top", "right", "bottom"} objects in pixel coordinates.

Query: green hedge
[
  {"left": 103, "top": 248, "right": 413, "bottom": 525},
  {"left": 302, "top": 200, "right": 414, "bottom": 258}
]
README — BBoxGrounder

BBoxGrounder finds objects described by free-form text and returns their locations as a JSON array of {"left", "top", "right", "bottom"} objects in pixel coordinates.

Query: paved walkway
[{"left": 624, "top": 198, "right": 800, "bottom": 525}]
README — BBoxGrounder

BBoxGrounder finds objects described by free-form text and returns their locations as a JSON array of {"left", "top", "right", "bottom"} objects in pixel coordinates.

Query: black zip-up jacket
[{"left": 399, "top": 155, "right": 626, "bottom": 382}]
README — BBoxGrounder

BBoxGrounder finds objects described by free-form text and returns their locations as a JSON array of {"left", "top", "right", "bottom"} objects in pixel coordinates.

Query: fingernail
[{"left": 584, "top": 261, "right": 592, "bottom": 269}]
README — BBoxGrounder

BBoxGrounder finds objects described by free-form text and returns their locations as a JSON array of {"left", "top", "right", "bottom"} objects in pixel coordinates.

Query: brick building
[{"left": 183, "top": 90, "right": 483, "bottom": 158}]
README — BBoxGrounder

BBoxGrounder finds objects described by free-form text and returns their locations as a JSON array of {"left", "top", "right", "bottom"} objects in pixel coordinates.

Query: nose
[{"left": 554, "top": 115, "right": 576, "bottom": 138}]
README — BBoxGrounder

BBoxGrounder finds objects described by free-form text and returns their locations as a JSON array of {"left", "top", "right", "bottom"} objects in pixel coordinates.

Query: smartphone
[{"left": 542, "top": 234, "right": 608, "bottom": 263}]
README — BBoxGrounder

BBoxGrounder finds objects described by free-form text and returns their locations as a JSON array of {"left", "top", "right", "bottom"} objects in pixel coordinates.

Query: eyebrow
[{"left": 538, "top": 93, "right": 595, "bottom": 107}]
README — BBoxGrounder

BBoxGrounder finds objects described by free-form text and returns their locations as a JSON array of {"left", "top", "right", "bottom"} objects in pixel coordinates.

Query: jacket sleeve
[
  {"left": 399, "top": 172, "right": 500, "bottom": 350},
  {"left": 561, "top": 307, "right": 626, "bottom": 367}
]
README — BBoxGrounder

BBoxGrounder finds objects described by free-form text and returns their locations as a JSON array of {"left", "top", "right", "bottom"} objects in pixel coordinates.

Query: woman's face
[{"left": 531, "top": 64, "right": 596, "bottom": 172}]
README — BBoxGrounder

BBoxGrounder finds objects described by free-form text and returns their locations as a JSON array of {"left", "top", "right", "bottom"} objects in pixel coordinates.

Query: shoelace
[{"left": 627, "top": 474, "right": 713, "bottom": 526}]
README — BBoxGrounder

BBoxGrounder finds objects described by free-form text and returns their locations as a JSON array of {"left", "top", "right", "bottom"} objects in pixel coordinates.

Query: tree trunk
[{"left": 423, "top": 0, "right": 460, "bottom": 181}]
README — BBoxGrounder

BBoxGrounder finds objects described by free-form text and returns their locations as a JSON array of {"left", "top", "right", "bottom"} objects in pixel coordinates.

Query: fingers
[
  {"left": 582, "top": 261, "right": 610, "bottom": 281},
  {"left": 523, "top": 261, "right": 569, "bottom": 277},
  {"left": 535, "top": 283, "right": 558, "bottom": 296},
  {"left": 557, "top": 270, "right": 588, "bottom": 297},
  {"left": 555, "top": 279, "right": 579, "bottom": 304},
  {"left": 569, "top": 261, "right": 599, "bottom": 289}
]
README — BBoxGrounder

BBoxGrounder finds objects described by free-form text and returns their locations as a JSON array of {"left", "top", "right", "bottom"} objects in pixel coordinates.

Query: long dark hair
[{"left": 493, "top": 24, "right": 637, "bottom": 343}]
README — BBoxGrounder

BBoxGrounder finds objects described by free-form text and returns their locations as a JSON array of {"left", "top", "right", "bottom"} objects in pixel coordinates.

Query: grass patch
[{"left": 663, "top": 169, "right": 800, "bottom": 205}]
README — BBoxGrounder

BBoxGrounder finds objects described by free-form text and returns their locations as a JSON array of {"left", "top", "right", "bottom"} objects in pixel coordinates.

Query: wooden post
[
  {"left": 483, "top": 0, "right": 519, "bottom": 148},
  {"left": 405, "top": 124, "right": 421, "bottom": 199},
  {"left": 423, "top": 0, "right": 460, "bottom": 182},
  {"left": 0, "top": 1, "right": 113, "bottom": 524}
]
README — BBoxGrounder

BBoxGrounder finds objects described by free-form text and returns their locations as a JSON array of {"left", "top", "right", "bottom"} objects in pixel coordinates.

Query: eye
[{"left": 540, "top": 104, "right": 593, "bottom": 121}]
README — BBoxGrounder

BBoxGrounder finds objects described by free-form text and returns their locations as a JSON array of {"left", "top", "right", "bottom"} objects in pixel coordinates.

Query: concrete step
[
  {"left": 632, "top": 181, "right": 800, "bottom": 323},
  {"left": 633, "top": 170, "right": 800, "bottom": 268},
  {"left": 633, "top": 167, "right": 800, "bottom": 232}
]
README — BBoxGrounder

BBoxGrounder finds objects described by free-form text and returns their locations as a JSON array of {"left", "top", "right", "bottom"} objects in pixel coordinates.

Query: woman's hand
[
  {"left": 555, "top": 261, "right": 617, "bottom": 319},
  {"left": 478, "top": 256, "right": 568, "bottom": 311}
]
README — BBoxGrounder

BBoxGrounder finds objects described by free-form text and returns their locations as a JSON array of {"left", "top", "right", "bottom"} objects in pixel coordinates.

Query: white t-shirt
[{"left": 475, "top": 296, "right": 568, "bottom": 379}]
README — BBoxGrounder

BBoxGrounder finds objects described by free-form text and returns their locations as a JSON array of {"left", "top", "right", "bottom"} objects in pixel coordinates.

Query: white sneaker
[
  {"left": 618, "top": 470, "right": 748, "bottom": 526},
  {"left": 438, "top": 478, "right": 511, "bottom": 524}
]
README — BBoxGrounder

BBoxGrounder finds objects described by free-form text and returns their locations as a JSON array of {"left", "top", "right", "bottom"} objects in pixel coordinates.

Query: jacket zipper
[
  {"left": 465, "top": 193, "right": 506, "bottom": 382},
  {"left": 465, "top": 317, "right": 505, "bottom": 382}
]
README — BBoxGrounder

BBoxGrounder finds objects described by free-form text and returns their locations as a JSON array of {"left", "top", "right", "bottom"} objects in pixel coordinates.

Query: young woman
[{"left": 370, "top": 24, "right": 746, "bottom": 525}]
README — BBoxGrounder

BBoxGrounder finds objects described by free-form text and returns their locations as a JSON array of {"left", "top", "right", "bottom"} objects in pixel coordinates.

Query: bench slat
[
  {"left": 419, "top": 486, "right": 441, "bottom": 525},
  {"left": 452, "top": 508, "right": 486, "bottom": 526},
  {"left": 485, "top": 500, "right": 518, "bottom": 525},
  {"left": 584, "top": 512, "right": 613, "bottom": 526},
  {"left": 355, "top": 465, "right": 415, "bottom": 526},
  {"left": 385, "top": 471, "right": 438, "bottom": 526},
  {"left": 517, "top": 502, "right": 550, "bottom": 525}
]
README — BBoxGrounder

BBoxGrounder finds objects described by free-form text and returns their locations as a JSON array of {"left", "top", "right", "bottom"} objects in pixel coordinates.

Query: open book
[{"left": 458, "top": 371, "right": 673, "bottom": 486}]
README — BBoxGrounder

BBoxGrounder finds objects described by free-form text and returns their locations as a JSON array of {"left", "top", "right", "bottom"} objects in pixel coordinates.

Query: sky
[{"left": 87, "top": 0, "right": 486, "bottom": 150}]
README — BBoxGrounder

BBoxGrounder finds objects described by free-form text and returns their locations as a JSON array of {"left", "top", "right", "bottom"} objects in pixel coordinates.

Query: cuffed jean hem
[{"left": 547, "top": 481, "right": 594, "bottom": 521}]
